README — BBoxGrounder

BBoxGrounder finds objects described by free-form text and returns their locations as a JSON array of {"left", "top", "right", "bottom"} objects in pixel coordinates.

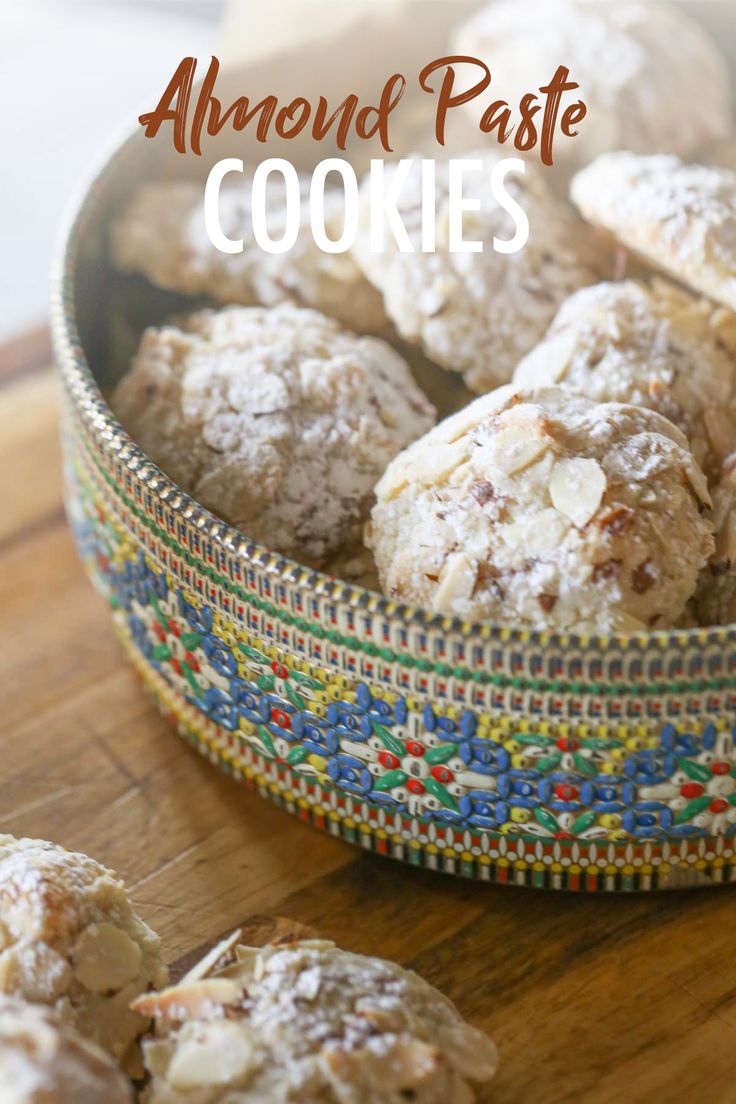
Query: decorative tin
[{"left": 53, "top": 129, "right": 736, "bottom": 892}]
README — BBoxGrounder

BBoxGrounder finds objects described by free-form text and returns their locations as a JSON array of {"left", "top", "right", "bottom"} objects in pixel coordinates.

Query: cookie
[
  {"left": 111, "top": 303, "right": 436, "bottom": 565},
  {"left": 353, "top": 152, "right": 598, "bottom": 392},
  {"left": 453, "top": 0, "right": 732, "bottom": 166},
  {"left": 132, "top": 933, "right": 498, "bottom": 1103},
  {"left": 0, "top": 995, "right": 132, "bottom": 1103},
  {"left": 571, "top": 153, "right": 736, "bottom": 312},
  {"left": 0, "top": 836, "right": 167, "bottom": 1064},
  {"left": 513, "top": 280, "right": 736, "bottom": 478},
  {"left": 367, "top": 385, "right": 713, "bottom": 632},
  {"left": 111, "top": 179, "right": 389, "bottom": 335},
  {"left": 693, "top": 458, "right": 736, "bottom": 626}
]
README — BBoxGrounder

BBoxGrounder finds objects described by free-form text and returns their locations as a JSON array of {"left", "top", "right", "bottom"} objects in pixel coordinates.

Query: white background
[{"left": 0, "top": 0, "right": 222, "bottom": 340}]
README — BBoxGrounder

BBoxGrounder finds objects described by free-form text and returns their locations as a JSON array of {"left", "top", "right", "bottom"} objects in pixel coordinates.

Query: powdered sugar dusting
[
  {"left": 513, "top": 279, "right": 736, "bottom": 478},
  {"left": 111, "top": 303, "right": 436, "bottom": 565},
  {"left": 454, "top": 0, "right": 732, "bottom": 165},
  {"left": 139, "top": 936, "right": 497, "bottom": 1103},
  {"left": 572, "top": 153, "right": 736, "bottom": 311},
  {"left": 368, "top": 385, "right": 713, "bottom": 632},
  {"left": 353, "top": 152, "right": 600, "bottom": 393},
  {"left": 111, "top": 179, "right": 388, "bottom": 335},
  {"left": 0, "top": 836, "right": 167, "bottom": 1062},
  {"left": 0, "top": 995, "right": 132, "bottom": 1104}
]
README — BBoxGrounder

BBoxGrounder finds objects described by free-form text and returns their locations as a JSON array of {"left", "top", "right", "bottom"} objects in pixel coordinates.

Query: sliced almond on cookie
[
  {"left": 180, "top": 929, "right": 242, "bottom": 985},
  {"left": 715, "top": 506, "right": 736, "bottom": 562},
  {"left": 167, "top": 1021, "right": 253, "bottom": 1090},
  {"left": 486, "top": 425, "right": 548, "bottom": 477},
  {"left": 610, "top": 609, "right": 647, "bottom": 632},
  {"left": 682, "top": 456, "right": 711, "bottom": 508},
  {"left": 73, "top": 923, "right": 142, "bottom": 993},
  {"left": 549, "top": 458, "right": 606, "bottom": 528},
  {"left": 131, "top": 978, "right": 242, "bottom": 1019},
  {"left": 433, "top": 553, "right": 476, "bottom": 610},
  {"left": 704, "top": 406, "right": 736, "bottom": 463}
]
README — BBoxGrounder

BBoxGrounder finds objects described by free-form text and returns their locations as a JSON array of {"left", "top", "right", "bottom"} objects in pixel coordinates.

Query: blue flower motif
[
  {"left": 190, "top": 687, "right": 240, "bottom": 731},
  {"left": 624, "top": 748, "right": 676, "bottom": 785},
  {"left": 326, "top": 683, "right": 406, "bottom": 733},
  {"left": 459, "top": 791, "right": 504, "bottom": 830},
  {"left": 112, "top": 553, "right": 168, "bottom": 611},
  {"left": 621, "top": 805, "right": 674, "bottom": 839},
  {"left": 226, "top": 678, "right": 264, "bottom": 725},
  {"left": 129, "top": 615, "right": 154, "bottom": 660},
  {"left": 326, "top": 702, "right": 365, "bottom": 733},
  {"left": 659, "top": 722, "right": 717, "bottom": 758},
  {"left": 578, "top": 776, "right": 633, "bottom": 815},
  {"left": 201, "top": 633, "right": 238, "bottom": 677},
  {"left": 178, "top": 596, "right": 214, "bottom": 634},
  {"left": 326, "top": 753, "right": 373, "bottom": 795},
  {"left": 109, "top": 563, "right": 137, "bottom": 611},
  {"left": 292, "top": 713, "right": 339, "bottom": 758},
  {"left": 459, "top": 739, "right": 510, "bottom": 776},
  {"left": 422, "top": 706, "right": 476, "bottom": 744}
]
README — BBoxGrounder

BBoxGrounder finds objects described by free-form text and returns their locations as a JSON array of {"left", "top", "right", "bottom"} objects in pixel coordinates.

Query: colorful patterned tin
[{"left": 52, "top": 128, "right": 736, "bottom": 892}]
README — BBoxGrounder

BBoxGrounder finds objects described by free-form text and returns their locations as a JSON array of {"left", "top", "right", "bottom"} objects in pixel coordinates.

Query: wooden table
[{"left": 3, "top": 331, "right": 736, "bottom": 1104}]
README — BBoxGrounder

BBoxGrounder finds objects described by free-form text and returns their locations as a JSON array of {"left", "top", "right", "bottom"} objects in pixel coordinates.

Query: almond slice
[
  {"left": 610, "top": 609, "right": 647, "bottom": 632},
  {"left": 433, "top": 553, "right": 476, "bottom": 611},
  {"left": 180, "top": 929, "right": 242, "bottom": 985},
  {"left": 167, "top": 1021, "right": 253, "bottom": 1089},
  {"left": 486, "top": 425, "right": 549, "bottom": 477},
  {"left": 131, "top": 978, "right": 242, "bottom": 1020},
  {"left": 682, "top": 456, "right": 712, "bottom": 509},
  {"left": 715, "top": 507, "right": 736, "bottom": 562},
  {"left": 704, "top": 406, "right": 736, "bottom": 464},
  {"left": 549, "top": 458, "right": 606, "bottom": 528},
  {"left": 234, "top": 945, "right": 261, "bottom": 963},
  {"left": 442, "top": 384, "right": 518, "bottom": 443},
  {"left": 73, "top": 923, "right": 142, "bottom": 993},
  {"left": 421, "top": 440, "right": 471, "bottom": 485}
]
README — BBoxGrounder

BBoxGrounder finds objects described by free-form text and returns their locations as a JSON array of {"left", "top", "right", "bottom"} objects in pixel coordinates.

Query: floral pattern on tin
[{"left": 71, "top": 522, "right": 736, "bottom": 844}]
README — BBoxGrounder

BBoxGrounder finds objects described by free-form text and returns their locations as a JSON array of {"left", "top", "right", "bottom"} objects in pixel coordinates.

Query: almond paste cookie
[
  {"left": 367, "top": 385, "right": 714, "bottom": 632},
  {"left": 352, "top": 153, "right": 598, "bottom": 392},
  {"left": 453, "top": 0, "right": 732, "bottom": 166},
  {"left": 132, "top": 933, "right": 498, "bottom": 1103},
  {"left": 0, "top": 836, "right": 167, "bottom": 1065},
  {"left": 692, "top": 458, "right": 736, "bottom": 626},
  {"left": 571, "top": 153, "right": 736, "bottom": 311},
  {"left": 513, "top": 280, "right": 736, "bottom": 478},
  {"left": 0, "top": 995, "right": 133, "bottom": 1104},
  {"left": 111, "top": 179, "right": 389, "bottom": 335},
  {"left": 111, "top": 303, "right": 436, "bottom": 565}
]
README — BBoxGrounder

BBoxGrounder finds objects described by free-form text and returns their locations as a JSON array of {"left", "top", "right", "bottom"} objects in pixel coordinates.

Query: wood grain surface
[{"left": 2, "top": 332, "right": 736, "bottom": 1103}]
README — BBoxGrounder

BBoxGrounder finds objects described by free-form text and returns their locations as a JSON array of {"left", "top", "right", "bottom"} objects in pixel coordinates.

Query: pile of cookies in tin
[
  {"left": 0, "top": 834, "right": 497, "bottom": 1102},
  {"left": 110, "top": 0, "right": 736, "bottom": 634}
]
